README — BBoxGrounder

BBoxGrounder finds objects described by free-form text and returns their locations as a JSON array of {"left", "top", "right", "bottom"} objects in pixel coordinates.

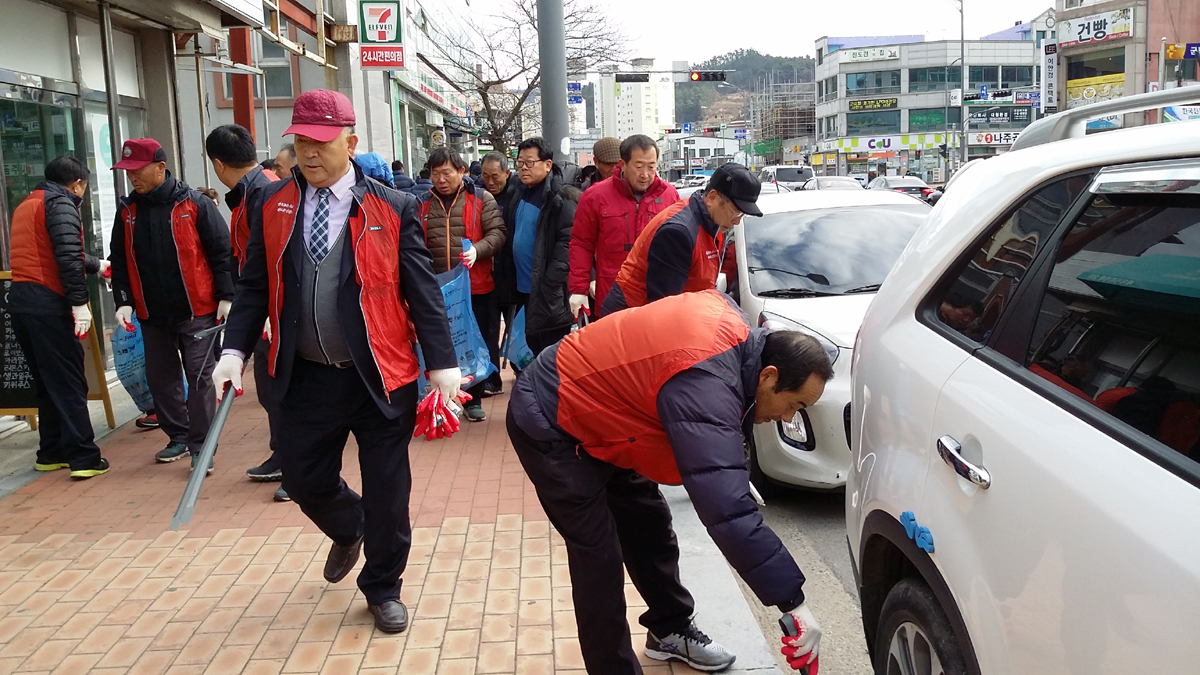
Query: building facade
[
  {"left": 598, "top": 58, "right": 675, "bottom": 139},
  {"left": 814, "top": 33, "right": 1042, "bottom": 181}
]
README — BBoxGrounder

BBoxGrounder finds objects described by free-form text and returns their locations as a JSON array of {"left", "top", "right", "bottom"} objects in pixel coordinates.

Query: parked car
[
  {"left": 726, "top": 190, "right": 929, "bottom": 492},
  {"left": 847, "top": 87, "right": 1200, "bottom": 675},
  {"left": 799, "top": 176, "right": 864, "bottom": 191},
  {"left": 867, "top": 175, "right": 934, "bottom": 199},
  {"left": 849, "top": 173, "right": 870, "bottom": 187},
  {"left": 757, "top": 165, "right": 814, "bottom": 191}
]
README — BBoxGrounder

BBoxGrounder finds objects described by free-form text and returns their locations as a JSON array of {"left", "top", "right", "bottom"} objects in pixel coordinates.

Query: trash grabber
[{"left": 170, "top": 382, "right": 235, "bottom": 531}]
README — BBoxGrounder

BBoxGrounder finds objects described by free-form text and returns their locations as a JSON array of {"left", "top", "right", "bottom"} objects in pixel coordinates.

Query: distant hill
[{"left": 676, "top": 49, "right": 816, "bottom": 125}]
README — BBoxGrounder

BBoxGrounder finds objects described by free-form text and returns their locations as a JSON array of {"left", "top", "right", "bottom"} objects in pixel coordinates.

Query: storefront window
[
  {"left": 847, "top": 110, "right": 901, "bottom": 135},
  {"left": 1066, "top": 48, "right": 1125, "bottom": 80},
  {"left": 908, "top": 108, "right": 961, "bottom": 132},
  {"left": 846, "top": 71, "right": 900, "bottom": 97}
]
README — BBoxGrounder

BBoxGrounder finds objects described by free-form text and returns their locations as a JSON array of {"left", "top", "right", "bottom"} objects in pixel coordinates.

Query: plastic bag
[
  {"left": 417, "top": 261, "right": 497, "bottom": 387},
  {"left": 110, "top": 315, "right": 155, "bottom": 412},
  {"left": 505, "top": 307, "right": 535, "bottom": 371}
]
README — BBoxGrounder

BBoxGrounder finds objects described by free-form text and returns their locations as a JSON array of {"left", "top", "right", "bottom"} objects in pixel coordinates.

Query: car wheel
[
  {"left": 874, "top": 578, "right": 968, "bottom": 675},
  {"left": 744, "top": 432, "right": 782, "bottom": 499}
]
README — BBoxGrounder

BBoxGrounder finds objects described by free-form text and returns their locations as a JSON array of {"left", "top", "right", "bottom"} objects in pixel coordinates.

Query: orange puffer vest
[
  {"left": 120, "top": 199, "right": 217, "bottom": 320},
  {"left": 612, "top": 199, "right": 720, "bottom": 309}
]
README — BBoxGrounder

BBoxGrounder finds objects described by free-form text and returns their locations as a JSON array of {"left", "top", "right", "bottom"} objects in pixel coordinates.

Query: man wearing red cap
[
  {"left": 108, "top": 138, "right": 233, "bottom": 472},
  {"left": 212, "top": 89, "right": 460, "bottom": 634}
]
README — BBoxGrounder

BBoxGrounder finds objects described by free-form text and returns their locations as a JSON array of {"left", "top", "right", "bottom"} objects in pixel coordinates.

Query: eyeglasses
[{"left": 516, "top": 159, "right": 548, "bottom": 169}]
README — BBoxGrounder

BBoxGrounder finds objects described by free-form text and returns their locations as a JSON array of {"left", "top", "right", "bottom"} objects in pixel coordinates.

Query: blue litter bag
[
  {"left": 417, "top": 257, "right": 498, "bottom": 389},
  {"left": 110, "top": 316, "right": 155, "bottom": 412},
  {"left": 505, "top": 307, "right": 535, "bottom": 371}
]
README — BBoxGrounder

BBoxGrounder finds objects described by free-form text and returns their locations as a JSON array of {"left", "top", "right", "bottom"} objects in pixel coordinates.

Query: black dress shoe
[
  {"left": 323, "top": 535, "right": 364, "bottom": 583},
  {"left": 368, "top": 600, "right": 409, "bottom": 633}
]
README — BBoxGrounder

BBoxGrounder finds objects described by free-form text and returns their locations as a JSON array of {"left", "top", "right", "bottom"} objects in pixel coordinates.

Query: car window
[
  {"left": 776, "top": 167, "right": 813, "bottom": 182},
  {"left": 891, "top": 177, "right": 928, "bottom": 187},
  {"left": 819, "top": 178, "right": 861, "bottom": 190},
  {"left": 932, "top": 174, "right": 1094, "bottom": 342},
  {"left": 1021, "top": 163, "right": 1200, "bottom": 464},
  {"left": 743, "top": 204, "right": 928, "bottom": 296}
]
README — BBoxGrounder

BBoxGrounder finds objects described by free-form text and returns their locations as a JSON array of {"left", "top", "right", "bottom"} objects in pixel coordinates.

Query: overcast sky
[{"left": 603, "top": 0, "right": 1056, "bottom": 66}]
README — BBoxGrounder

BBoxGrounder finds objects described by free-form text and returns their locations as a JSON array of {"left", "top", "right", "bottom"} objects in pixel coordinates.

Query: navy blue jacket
[
  {"left": 509, "top": 316, "right": 807, "bottom": 612},
  {"left": 410, "top": 178, "right": 434, "bottom": 199},
  {"left": 393, "top": 170, "right": 416, "bottom": 193}
]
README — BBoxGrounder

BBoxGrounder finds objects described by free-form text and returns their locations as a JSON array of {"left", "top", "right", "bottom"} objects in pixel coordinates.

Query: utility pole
[
  {"left": 1159, "top": 37, "right": 1168, "bottom": 123},
  {"left": 960, "top": 0, "right": 968, "bottom": 165},
  {"left": 536, "top": 0, "right": 570, "bottom": 163}
]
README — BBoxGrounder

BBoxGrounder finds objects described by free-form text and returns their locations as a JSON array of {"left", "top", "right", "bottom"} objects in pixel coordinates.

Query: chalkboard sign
[{"left": 0, "top": 272, "right": 39, "bottom": 415}]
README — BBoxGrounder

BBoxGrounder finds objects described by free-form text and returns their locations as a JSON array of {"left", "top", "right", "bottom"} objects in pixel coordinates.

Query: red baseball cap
[
  {"left": 284, "top": 89, "right": 356, "bottom": 143},
  {"left": 112, "top": 138, "right": 167, "bottom": 170}
]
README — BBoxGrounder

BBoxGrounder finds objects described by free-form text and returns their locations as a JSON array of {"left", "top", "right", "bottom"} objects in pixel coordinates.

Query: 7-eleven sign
[{"left": 359, "top": 1, "right": 403, "bottom": 69}]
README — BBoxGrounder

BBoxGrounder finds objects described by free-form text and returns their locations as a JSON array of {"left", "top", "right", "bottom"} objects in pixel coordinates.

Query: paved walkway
[{"left": 0, "top": 370, "right": 779, "bottom": 675}]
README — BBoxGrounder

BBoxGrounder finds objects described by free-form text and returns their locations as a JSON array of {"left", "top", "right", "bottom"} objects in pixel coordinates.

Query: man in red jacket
[{"left": 568, "top": 135, "right": 679, "bottom": 316}]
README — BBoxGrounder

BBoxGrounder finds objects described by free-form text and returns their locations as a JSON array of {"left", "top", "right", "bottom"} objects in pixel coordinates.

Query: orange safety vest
[
  {"left": 612, "top": 199, "right": 721, "bottom": 309},
  {"left": 120, "top": 199, "right": 217, "bottom": 320},
  {"left": 231, "top": 169, "right": 279, "bottom": 273},
  {"left": 10, "top": 190, "right": 73, "bottom": 295},
  {"left": 555, "top": 290, "right": 750, "bottom": 484}
]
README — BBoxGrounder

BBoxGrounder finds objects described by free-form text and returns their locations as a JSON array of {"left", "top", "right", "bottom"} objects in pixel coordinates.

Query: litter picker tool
[{"left": 169, "top": 322, "right": 230, "bottom": 531}]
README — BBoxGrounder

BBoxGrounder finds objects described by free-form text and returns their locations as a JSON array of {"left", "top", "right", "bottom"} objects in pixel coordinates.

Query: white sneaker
[{"left": 645, "top": 623, "right": 736, "bottom": 672}]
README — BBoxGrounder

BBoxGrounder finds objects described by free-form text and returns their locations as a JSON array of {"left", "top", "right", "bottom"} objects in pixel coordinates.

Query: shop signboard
[
  {"left": 833, "top": 133, "right": 949, "bottom": 152},
  {"left": 848, "top": 97, "right": 898, "bottom": 111},
  {"left": 671, "top": 159, "right": 686, "bottom": 168},
  {"left": 431, "top": 129, "right": 446, "bottom": 147},
  {"left": 1165, "top": 105, "right": 1200, "bottom": 122},
  {"left": 1042, "top": 40, "right": 1058, "bottom": 113},
  {"left": 970, "top": 131, "right": 1022, "bottom": 146},
  {"left": 359, "top": 2, "right": 404, "bottom": 69},
  {"left": 1066, "top": 73, "right": 1126, "bottom": 127},
  {"left": 812, "top": 153, "right": 824, "bottom": 166},
  {"left": 967, "top": 107, "right": 1032, "bottom": 125},
  {"left": 843, "top": 46, "right": 900, "bottom": 63},
  {"left": 967, "top": 89, "right": 1015, "bottom": 105},
  {"left": 1165, "top": 44, "right": 1200, "bottom": 59},
  {"left": 1058, "top": 7, "right": 1133, "bottom": 49}
]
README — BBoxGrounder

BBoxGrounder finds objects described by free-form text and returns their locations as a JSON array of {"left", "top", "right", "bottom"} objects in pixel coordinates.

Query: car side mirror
[{"left": 716, "top": 272, "right": 728, "bottom": 294}]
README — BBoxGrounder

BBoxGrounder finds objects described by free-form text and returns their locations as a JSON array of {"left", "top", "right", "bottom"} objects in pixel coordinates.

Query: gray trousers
[{"left": 141, "top": 313, "right": 218, "bottom": 454}]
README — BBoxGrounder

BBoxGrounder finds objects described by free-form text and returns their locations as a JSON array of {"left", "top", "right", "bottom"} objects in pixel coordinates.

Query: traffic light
[
  {"left": 689, "top": 71, "right": 726, "bottom": 82},
  {"left": 665, "top": 128, "right": 683, "bottom": 134},
  {"left": 938, "top": 144, "right": 948, "bottom": 159},
  {"left": 702, "top": 127, "right": 721, "bottom": 133},
  {"left": 615, "top": 73, "right": 650, "bottom": 83}
]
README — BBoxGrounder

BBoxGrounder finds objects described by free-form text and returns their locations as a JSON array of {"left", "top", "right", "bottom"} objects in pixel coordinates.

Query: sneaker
[
  {"left": 645, "top": 623, "right": 736, "bottom": 672},
  {"left": 465, "top": 403, "right": 487, "bottom": 422},
  {"left": 190, "top": 453, "right": 214, "bottom": 475},
  {"left": 155, "top": 443, "right": 189, "bottom": 463},
  {"left": 273, "top": 486, "right": 291, "bottom": 502},
  {"left": 33, "top": 461, "right": 69, "bottom": 472},
  {"left": 482, "top": 382, "right": 503, "bottom": 397},
  {"left": 70, "top": 458, "right": 110, "bottom": 480},
  {"left": 247, "top": 457, "right": 283, "bottom": 482},
  {"left": 135, "top": 413, "right": 159, "bottom": 429}
]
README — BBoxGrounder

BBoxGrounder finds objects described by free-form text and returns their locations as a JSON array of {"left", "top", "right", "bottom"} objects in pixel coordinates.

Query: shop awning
[{"left": 1078, "top": 253, "right": 1200, "bottom": 316}]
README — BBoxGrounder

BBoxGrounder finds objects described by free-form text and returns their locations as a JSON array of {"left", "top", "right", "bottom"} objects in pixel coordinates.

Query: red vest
[
  {"left": 231, "top": 170, "right": 279, "bottom": 273},
  {"left": 555, "top": 290, "right": 750, "bottom": 485},
  {"left": 613, "top": 200, "right": 720, "bottom": 309},
  {"left": 120, "top": 199, "right": 217, "bottom": 320},
  {"left": 260, "top": 182, "right": 419, "bottom": 395},
  {"left": 10, "top": 190, "right": 71, "bottom": 295},
  {"left": 417, "top": 189, "right": 494, "bottom": 294}
]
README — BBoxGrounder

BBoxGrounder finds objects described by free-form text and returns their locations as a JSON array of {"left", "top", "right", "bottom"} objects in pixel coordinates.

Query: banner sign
[
  {"left": 1042, "top": 40, "right": 1058, "bottom": 113},
  {"left": 1058, "top": 8, "right": 1133, "bottom": 49},
  {"left": 1164, "top": 105, "right": 1200, "bottom": 122},
  {"left": 970, "top": 131, "right": 1022, "bottom": 146},
  {"left": 848, "top": 97, "right": 898, "bottom": 111},
  {"left": 359, "top": 2, "right": 404, "bottom": 69},
  {"left": 844, "top": 46, "right": 900, "bottom": 63}
]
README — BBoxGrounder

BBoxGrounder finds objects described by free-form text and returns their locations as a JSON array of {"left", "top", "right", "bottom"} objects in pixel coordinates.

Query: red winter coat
[{"left": 569, "top": 172, "right": 679, "bottom": 310}]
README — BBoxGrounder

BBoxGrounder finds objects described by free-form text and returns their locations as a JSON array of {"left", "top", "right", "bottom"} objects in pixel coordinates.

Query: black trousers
[
  {"left": 507, "top": 414, "right": 695, "bottom": 675},
  {"left": 11, "top": 312, "right": 101, "bottom": 470},
  {"left": 250, "top": 337, "right": 279, "bottom": 452},
  {"left": 277, "top": 358, "right": 417, "bottom": 605},
  {"left": 469, "top": 291, "right": 500, "bottom": 400},
  {"left": 141, "top": 313, "right": 218, "bottom": 454}
]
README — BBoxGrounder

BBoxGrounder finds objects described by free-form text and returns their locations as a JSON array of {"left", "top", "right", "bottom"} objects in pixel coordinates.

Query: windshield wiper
[
  {"left": 757, "top": 288, "right": 836, "bottom": 298},
  {"left": 841, "top": 284, "right": 882, "bottom": 294},
  {"left": 747, "top": 267, "right": 830, "bottom": 286}
]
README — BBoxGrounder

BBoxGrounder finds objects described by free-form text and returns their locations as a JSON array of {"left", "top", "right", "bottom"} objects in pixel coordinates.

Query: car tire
[
  {"left": 873, "top": 578, "right": 968, "bottom": 675},
  {"left": 745, "top": 433, "right": 782, "bottom": 499}
]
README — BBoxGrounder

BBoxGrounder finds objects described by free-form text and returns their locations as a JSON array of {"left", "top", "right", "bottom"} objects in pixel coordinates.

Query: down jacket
[
  {"left": 415, "top": 182, "right": 506, "bottom": 293},
  {"left": 8, "top": 181, "right": 102, "bottom": 315}
]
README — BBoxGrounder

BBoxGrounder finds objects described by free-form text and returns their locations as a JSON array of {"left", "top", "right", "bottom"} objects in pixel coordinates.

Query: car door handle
[{"left": 937, "top": 435, "right": 991, "bottom": 489}]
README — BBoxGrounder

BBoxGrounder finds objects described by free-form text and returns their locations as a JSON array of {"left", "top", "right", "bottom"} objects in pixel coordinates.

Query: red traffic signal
[{"left": 688, "top": 71, "right": 726, "bottom": 82}]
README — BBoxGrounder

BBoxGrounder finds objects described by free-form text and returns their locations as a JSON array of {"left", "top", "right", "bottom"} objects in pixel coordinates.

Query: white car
[
  {"left": 726, "top": 190, "right": 928, "bottom": 492},
  {"left": 758, "top": 164, "right": 815, "bottom": 191},
  {"left": 847, "top": 87, "right": 1200, "bottom": 675}
]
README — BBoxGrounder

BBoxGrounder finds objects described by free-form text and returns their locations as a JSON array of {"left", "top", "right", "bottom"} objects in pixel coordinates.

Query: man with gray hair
[
  {"left": 480, "top": 151, "right": 522, "bottom": 392},
  {"left": 273, "top": 143, "right": 297, "bottom": 177}
]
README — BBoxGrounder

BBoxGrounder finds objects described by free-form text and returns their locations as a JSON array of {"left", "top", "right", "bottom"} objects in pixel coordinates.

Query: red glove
[
  {"left": 780, "top": 605, "right": 822, "bottom": 673},
  {"left": 413, "top": 379, "right": 474, "bottom": 441}
]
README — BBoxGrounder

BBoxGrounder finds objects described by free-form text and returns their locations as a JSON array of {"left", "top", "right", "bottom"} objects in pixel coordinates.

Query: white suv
[{"left": 847, "top": 88, "right": 1200, "bottom": 675}]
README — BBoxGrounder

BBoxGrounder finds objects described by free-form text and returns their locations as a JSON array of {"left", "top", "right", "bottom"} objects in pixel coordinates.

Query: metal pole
[
  {"left": 1159, "top": 37, "right": 1167, "bottom": 123},
  {"left": 536, "top": 0, "right": 570, "bottom": 162},
  {"left": 194, "top": 39, "right": 211, "bottom": 189},
  {"left": 261, "top": 72, "right": 272, "bottom": 156},
  {"left": 960, "top": 1, "right": 968, "bottom": 165},
  {"left": 362, "top": 64, "right": 375, "bottom": 153},
  {"left": 98, "top": 1, "right": 125, "bottom": 198}
]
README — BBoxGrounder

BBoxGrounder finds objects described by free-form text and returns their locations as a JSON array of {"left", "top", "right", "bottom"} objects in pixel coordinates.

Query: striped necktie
[{"left": 308, "top": 187, "right": 331, "bottom": 261}]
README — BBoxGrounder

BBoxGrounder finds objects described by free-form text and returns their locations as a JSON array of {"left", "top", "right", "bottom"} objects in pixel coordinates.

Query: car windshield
[
  {"left": 890, "top": 177, "right": 928, "bottom": 187},
  {"left": 744, "top": 204, "right": 928, "bottom": 295},
  {"left": 819, "top": 178, "right": 862, "bottom": 190},
  {"left": 775, "top": 167, "right": 813, "bottom": 182}
]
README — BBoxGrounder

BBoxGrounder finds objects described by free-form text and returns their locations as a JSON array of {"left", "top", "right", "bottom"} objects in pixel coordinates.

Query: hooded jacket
[
  {"left": 109, "top": 173, "right": 234, "bottom": 324},
  {"left": 501, "top": 166, "right": 579, "bottom": 335},
  {"left": 508, "top": 289, "right": 807, "bottom": 612},
  {"left": 569, "top": 171, "right": 680, "bottom": 310},
  {"left": 9, "top": 182, "right": 102, "bottom": 315},
  {"left": 410, "top": 177, "right": 434, "bottom": 199},
  {"left": 354, "top": 152, "right": 394, "bottom": 188},
  {"left": 416, "top": 180, "right": 506, "bottom": 294},
  {"left": 393, "top": 170, "right": 416, "bottom": 193}
]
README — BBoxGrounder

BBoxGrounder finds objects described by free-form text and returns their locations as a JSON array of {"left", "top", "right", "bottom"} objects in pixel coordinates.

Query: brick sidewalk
[{"left": 0, "top": 370, "right": 695, "bottom": 675}]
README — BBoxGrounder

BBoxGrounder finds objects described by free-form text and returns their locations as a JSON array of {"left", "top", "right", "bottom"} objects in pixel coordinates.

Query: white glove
[
  {"left": 780, "top": 604, "right": 822, "bottom": 673},
  {"left": 115, "top": 305, "right": 135, "bottom": 332},
  {"left": 212, "top": 353, "right": 245, "bottom": 401},
  {"left": 459, "top": 247, "right": 478, "bottom": 269},
  {"left": 569, "top": 294, "right": 589, "bottom": 319},
  {"left": 262, "top": 319, "right": 272, "bottom": 342},
  {"left": 589, "top": 280, "right": 596, "bottom": 298},
  {"left": 98, "top": 259, "right": 111, "bottom": 277},
  {"left": 217, "top": 299, "right": 232, "bottom": 324},
  {"left": 429, "top": 367, "right": 463, "bottom": 406},
  {"left": 71, "top": 304, "right": 92, "bottom": 338}
]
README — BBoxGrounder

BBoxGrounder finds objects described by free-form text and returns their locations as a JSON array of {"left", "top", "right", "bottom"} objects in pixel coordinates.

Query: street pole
[
  {"left": 536, "top": 0, "right": 570, "bottom": 163},
  {"left": 960, "top": 1, "right": 968, "bottom": 165},
  {"left": 98, "top": 1, "right": 125, "bottom": 198},
  {"left": 1159, "top": 37, "right": 1167, "bottom": 123}
]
